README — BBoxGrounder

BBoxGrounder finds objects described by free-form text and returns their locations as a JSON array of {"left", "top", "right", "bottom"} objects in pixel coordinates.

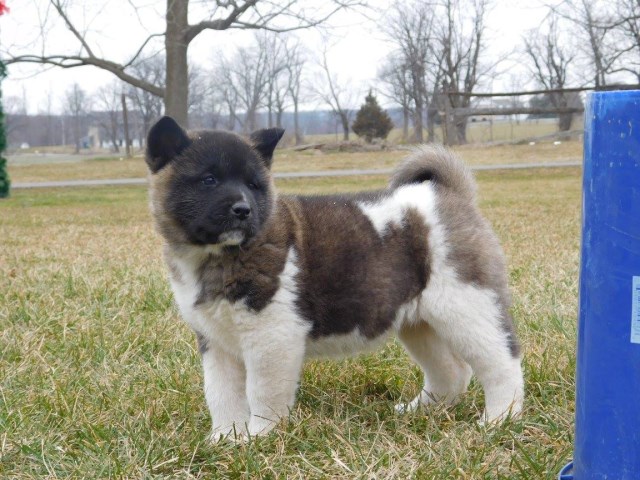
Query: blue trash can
[{"left": 560, "top": 90, "right": 640, "bottom": 479}]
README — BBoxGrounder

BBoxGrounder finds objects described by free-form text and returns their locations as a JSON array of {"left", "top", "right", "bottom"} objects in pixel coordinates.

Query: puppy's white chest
[{"left": 167, "top": 252, "right": 243, "bottom": 351}]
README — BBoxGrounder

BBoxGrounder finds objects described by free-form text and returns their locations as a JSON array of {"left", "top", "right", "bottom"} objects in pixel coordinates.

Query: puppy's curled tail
[{"left": 389, "top": 144, "right": 477, "bottom": 203}]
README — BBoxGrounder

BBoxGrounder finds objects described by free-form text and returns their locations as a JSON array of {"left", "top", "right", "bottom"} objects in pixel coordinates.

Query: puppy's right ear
[{"left": 146, "top": 116, "right": 191, "bottom": 173}]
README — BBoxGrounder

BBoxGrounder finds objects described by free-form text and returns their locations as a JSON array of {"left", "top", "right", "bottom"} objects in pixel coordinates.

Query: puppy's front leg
[
  {"left": 201, "top": 344, "right": 250, "bottom": 441},
  {"left": 240, "top": 320, "right": 307, "bottom": 437}
]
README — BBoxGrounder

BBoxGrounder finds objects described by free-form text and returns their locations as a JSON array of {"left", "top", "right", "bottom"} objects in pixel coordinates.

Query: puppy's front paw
[
  {"left": 209, "top": 425, "right": 247, "bottom": 444},
  {"left": 247, "top": 416, "right": 277, "bottom": 437},
  {"left": 480, "top": 403, "right": 523, "bottom": 426}
]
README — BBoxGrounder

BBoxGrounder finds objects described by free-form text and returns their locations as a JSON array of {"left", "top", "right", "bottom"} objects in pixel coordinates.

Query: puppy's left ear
[{"left": 250, "top": 128, "right": 285, "bottom": 168}]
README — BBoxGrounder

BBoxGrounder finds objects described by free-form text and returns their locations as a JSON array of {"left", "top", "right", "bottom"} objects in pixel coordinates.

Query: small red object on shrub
[{"left": 0, "top": 1, "right": 9, "bottom": 15}]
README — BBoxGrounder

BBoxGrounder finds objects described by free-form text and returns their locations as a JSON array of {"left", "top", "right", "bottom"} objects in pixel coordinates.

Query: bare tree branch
[
  {"left": 185, "top": 0, "right": 259, "bottom": 43},
  {"left": 6, "top": 0, "right": 365, "bottom": 125},
  {"left": 6, "top": 54, "right": 165, "bottom": 98},
  {"left": 51, "top": 0, "right": 95, "bottom": 58},
  {"left": 123, "top": 32, "right": 166, "bottom": 69}
]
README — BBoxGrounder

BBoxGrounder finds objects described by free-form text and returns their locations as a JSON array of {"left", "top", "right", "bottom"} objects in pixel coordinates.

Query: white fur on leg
[
  {"left": 395, "top": 321, "right": 473, "bottom": 414},
  {"left": 391, "top": 184, "right": 524, "bottom": 423},
  {"left": 240, "top": 319, "right": 308, "bottom": 436},
  {"left": 236, "top": 248, "right": 310, "bottom": 437},
  {"left": 242, "top": 339, "right": 306, "bottom": 437},
  {"left": 476, "top": 355, "right": 524, "bottom": 423},
  {"left": 201, "top": 347, "right": 250, "bottom": 442},
  {"left": 417, "top": 280, "right": 524, "bottom": 422}
]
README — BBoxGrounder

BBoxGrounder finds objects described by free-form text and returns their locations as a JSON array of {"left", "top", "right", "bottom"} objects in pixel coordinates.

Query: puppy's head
[{"left": 145, "top": 116, "right": 284, "bottom": 248}]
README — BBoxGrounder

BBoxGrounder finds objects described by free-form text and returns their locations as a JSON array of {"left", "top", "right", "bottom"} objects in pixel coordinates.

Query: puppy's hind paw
[
  {"left": 394, "top": 397, "right": 422, "bottom": 415},
  {"left": 395, "top": 393, "right": 424, "bottom": 415}
]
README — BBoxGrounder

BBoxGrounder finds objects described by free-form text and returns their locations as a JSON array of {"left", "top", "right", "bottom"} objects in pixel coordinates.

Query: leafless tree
[
  {"left": 63, "top": 83, "right": 89, "bottom": 153},
  {"left": 285, "top": 39, "right": 308, "bottom": 145},
  {"left": 261, "top": 33, "right": 289, "bottom": 129},
  {"left": 553, "top": 0, "right": 622, "bottom": 88},
  {"left": 436, "top": 0, "right": 491, "bottom": 145},
  {"left": 378, "top": 55, "right": 412, "bottom": 141},
  {"left": 611, "top": 0, "right": 640, "bottom": 82},
  {"left": 3, "top": 95, "right": 28, "bottom": 139},
  {"left": 210, "top": 56, "right": 241, "bottom": 132},
  {"left": 95, "top": 81, "right": 123, "bottom": 152},
  {"left": 5, "top": 0, "right": 362, "bottom": 127},
  {"left": 383, "top": 1, "right": 437, "bottom": 143},
  {"left": 213, "top": 34, "right": 271, "bottom": 133},
  {"left": 37, "top": 89, "right": 58, "bottom": 146},
  {"left": 187, "top": 64, "right": 214, "bottom": 128},
  {"left": 523, "top": 14, "right": 578, "bottom": 131},
  {"left": 313, "top": 50, "right": 356, "bottom": 141},
  {"left": 127, "top": 56, "right": 165, "bottom": 145}
]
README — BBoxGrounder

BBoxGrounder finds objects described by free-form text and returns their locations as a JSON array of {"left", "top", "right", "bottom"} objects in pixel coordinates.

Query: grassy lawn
[{"left": 0, "top": 166, "right": 580, "bottom": 478}]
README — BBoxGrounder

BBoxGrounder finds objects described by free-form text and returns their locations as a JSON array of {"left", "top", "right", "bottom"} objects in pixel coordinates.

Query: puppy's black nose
[{"left": 231, "top": 201, "right": 251, "bottom": 220}]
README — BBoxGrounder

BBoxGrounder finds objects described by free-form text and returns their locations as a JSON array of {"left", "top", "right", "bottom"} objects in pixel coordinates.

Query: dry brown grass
[
  {"left": 8, "top": 140, "right": 582, "bottom": 184},
  {"left": 0, "top": 166, "right": 581, "bottom": 478}
]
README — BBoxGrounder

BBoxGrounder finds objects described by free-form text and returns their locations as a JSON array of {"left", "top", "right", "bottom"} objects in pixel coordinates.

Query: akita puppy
[{"left": 145, "top": 116, "right": 524, "bottom": 441}]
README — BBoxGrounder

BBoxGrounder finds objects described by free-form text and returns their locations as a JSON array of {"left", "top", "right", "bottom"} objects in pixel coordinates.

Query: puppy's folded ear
[
  {"left": 250, "top": 128, "right": 285, "bottom": 168},
  {"left": 146, "top": 116, "right": 191, "bottom": 173}
]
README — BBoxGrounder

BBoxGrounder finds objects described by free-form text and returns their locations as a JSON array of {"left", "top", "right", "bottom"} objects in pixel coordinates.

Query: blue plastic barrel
[{"left": 560, "top": 90, "right": 640, "bottom": 479}]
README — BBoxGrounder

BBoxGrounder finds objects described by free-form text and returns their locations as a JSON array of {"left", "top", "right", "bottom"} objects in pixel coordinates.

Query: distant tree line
[{"left": 5, "top": 0, "right": 640, "bottom": 147}]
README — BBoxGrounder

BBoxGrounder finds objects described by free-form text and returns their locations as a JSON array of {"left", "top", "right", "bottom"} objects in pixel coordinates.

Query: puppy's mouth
[
  {"left": 187, "top": 216, "right": 259, "bottom": 248},
  {"left": 217, "top": 229, "right": 246, "bottom": 246}
]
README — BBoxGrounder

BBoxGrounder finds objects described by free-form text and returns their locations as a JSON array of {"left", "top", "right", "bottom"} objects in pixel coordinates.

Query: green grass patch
[{"left": 0, "top": 168, "right": 580, "bottom": 478}]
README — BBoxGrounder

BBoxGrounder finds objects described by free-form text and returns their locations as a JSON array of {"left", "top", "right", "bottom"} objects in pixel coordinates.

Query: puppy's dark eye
[
  {"left": 248, "top": 181, "right": 260, "bottom": 190},
  {"left": 201, "top": 175, "right": 217, "bottom": 186}
]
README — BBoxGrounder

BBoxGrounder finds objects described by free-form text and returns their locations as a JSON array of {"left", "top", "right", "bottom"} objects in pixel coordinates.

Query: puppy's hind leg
[
  {"left": 422, "top": 286, "right": 524, "bottom": 423},
  {"left": 396, "top": 321, "right": 472, "bottom": 414}
]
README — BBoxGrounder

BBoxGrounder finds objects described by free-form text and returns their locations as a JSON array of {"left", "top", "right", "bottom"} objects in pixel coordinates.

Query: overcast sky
[{"left": 0, "top": 0, "right": 556, "bottom": 114}]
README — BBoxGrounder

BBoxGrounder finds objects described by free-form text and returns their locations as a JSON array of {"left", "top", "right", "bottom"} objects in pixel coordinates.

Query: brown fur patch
[
  {"left": 289, "top": 194, "right": 431, "bottom": 339},
  {"left": 220, "top": 202, "right": 293, "bottom": 311},
  {"left": 148, "top": 165, "right": 189, "bottom": 245},
  {"left": 195, "top": 258, "right": 224, "bottom": 306}
]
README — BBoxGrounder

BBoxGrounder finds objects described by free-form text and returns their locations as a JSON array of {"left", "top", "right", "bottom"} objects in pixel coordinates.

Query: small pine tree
[
  {"left": 0, "top": 59, "right": 9, "bottom": 199},
  {"left": 352, "top": 90, "right": 394, "bottom": 143}
]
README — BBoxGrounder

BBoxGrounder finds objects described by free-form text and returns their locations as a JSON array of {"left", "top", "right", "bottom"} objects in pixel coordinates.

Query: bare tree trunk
[
  {"left": 412, "top": 101, "right": 424, "bottom": 142},
  {"left": 402, "top": 106, "right": 409, "bottom": 140},
  {"left": 245, "top": 113, "right": 256, "bottom": 133},
  {"left": 293, "top": 100, "right": 303, "bottom": 145},
  {"left": 314, "top": 50, "right": 353, "bottom": 143},
  {"left": 110, "top": 112, "right": 120, "bottom": 153},
  {"left": 427, "top": 106, "right": 437, "bottom": 143},
  {"left": 267, "top": 90, "right": 274, "bottom": 128},
  {"left": 73, "top": 117, "right": 80, "bottom": 153},
  {"left": 340, "top": 112, "right": 350, "bottom": 141},
  {"left": 165, "top": 0, "right": 189, "bottom": 126},
  {"left": 558, "top": 113, "right": 573, "bottom": 131},
  {"left": 121, "top": 93, "right": 132, "bottom": 157},
  {"left": 455, "top": 116, "right": 468, "bottom": 144}
]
